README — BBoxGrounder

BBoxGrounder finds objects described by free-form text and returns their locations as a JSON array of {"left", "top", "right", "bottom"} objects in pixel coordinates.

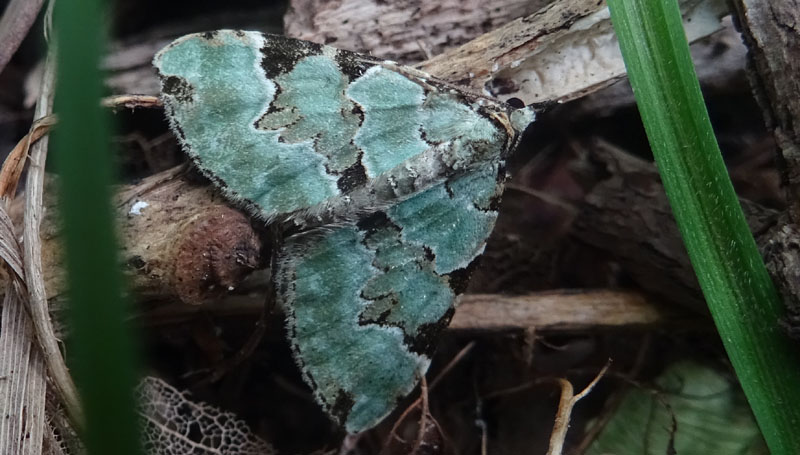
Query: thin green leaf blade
[
  {"left": 53, "top": 0, "right": 142, "bottom": 453},
  {"left": 607, "top": 1, "right": 800, "bottom": 453}
]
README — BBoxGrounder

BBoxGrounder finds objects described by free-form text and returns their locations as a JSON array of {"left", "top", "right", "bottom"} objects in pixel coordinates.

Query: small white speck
[
  {"left": 129, "top": 201, "right": 149, "bottom": 215},
  {"left": 228, "top": 286, "right": 235, "bottom": 291},
  {"left": 468, "top": 72, "right": 475, "bottom": 78},
  {"left": 491, "top": 63, "right": 499, "bottom": 72},
  {"left": 511, "top": 60, "right": 522, "bottom": 68}
]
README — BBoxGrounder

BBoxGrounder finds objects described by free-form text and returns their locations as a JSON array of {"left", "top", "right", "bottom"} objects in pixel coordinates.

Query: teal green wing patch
[
  {"left": 154, "top": 31, "right": 340, "bottom": 220},
  {"left": 275, "top": 166, "right": 502, "bottom": 433}
]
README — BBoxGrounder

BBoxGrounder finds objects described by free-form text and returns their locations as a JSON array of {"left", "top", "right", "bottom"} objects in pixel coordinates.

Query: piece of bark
[
  {"left": 764, "top": 222, "right": 800, "bottom": 336},
  {"left": 11, "top": 167, "right": 263, "bottom": 306},
  {"left": 722, "top": 0, "right": 800, "bottom": 330},
  {"left": 417, "top": 0, "right": 729, "bottom": 105},
  {"left": 573, "top": 140, "right": 780, "bottom": 312},
  {"left": 284, "top": 0, "right": 547, "bottom": 64},
  {"left": 569, "top": 19, "right": 749, "bottom": 118},
  {"left": 731, "top": 0, "right": 800, "bottom": 221}
]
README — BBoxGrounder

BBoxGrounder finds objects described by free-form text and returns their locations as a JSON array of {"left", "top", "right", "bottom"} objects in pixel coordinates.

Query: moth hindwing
[{"left": 154, "top": 30, "right": 535, "bottom": 433}]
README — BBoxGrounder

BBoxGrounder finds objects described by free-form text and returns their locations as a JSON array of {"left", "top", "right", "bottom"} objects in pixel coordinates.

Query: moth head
[{"left": 509, "top": 102, "right": 537, "bottom": 135}]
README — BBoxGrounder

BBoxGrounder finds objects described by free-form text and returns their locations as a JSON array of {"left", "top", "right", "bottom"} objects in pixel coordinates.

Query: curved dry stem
[{"left": 23, "top": 45, "right": 84, "bottom": 429}]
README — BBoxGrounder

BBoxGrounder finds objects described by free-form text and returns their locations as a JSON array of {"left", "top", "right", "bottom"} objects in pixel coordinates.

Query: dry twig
[
  {"left": 379, "top": 342, "right": 476, "bottom": 454},
  {"left": 546, "top": 362, "right": 611, "bottom": 455},
  {"left": 0, "top": 0, "right": 44, "bottom": 74},
  {"left": 101, "top": 94, "right": 162, "bottom": 110}
]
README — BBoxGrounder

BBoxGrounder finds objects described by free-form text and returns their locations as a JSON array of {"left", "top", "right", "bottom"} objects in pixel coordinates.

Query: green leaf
[{"left": 586, "top": 361, "right": 766, "bottom": 455}]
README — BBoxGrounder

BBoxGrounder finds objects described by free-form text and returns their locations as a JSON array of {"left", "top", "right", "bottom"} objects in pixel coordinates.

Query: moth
[{"left": 154, "top": 30, "right": 535, "bottom": 433}]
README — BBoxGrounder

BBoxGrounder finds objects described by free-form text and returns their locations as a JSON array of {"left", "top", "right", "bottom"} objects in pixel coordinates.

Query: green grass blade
[
  {"left": 53, "top": 1, "right": 142, "bottom": 453},
  {"left": 606, "top": 0, "right": 800, "bottom": 452}
]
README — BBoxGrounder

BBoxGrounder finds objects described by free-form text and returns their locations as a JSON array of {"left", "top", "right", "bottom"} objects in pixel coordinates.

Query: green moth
[{"left": 154, "top": 30, "right": 535, "bottom": 433}]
